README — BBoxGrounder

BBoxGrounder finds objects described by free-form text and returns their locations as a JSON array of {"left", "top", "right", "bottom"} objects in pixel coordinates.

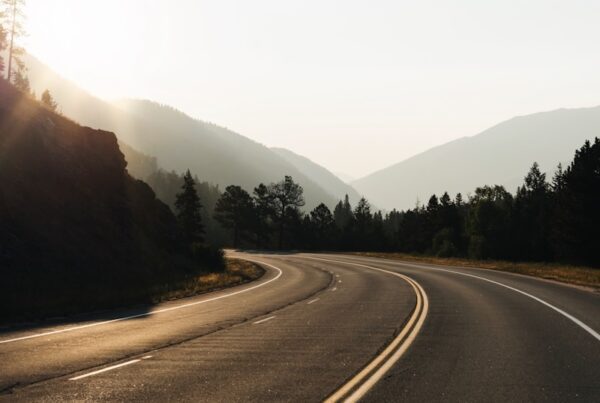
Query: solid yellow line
[
  {"left": 344, "top": 277, "right": 429, "bottom": 402},
  {"left": 298, "top": 257, "right": 428, "bottom": 403}
]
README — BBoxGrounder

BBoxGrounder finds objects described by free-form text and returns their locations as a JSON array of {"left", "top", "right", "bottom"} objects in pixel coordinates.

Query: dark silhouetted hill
[
  {"left": 0, "top": 81, "right": 194, "bottom": 321},
  {"left": 353, "top": 106, "right": 600, "bottom": 210}
]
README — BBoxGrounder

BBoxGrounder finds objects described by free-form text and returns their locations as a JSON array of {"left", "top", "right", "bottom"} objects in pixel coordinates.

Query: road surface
[{"left": 0, "top": 252, "right": 598, "bottom": 401}]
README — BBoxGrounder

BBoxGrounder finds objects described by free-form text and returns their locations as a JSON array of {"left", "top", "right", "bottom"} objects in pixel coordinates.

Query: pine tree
[
  {"left": 553, "top": 138, "right": 600, "bottom": 266},
  {"left": 252, "top": 183, "right": 275, "bottom": 248},
  {"left": 213, "top": 185, "right": 253, "bottom": 248},
  {"left": 514, "top": 162, "right": 552, "bottom": 260},
  {"left": 268, "top": 176, "right": 305, "bottom": 249},
  {"left": 41, "top": 89, "right": 58, "bottom": 111},
  {"left": 310, "top": 203, "right": 335, "bottom": 249},
  {"left": 551, "top": 163, "right": 565, "bottom": 193},
  {"left": 175, "top": 170, "right": 204, "bottom": 245},
  {"left": 1, "top": 0, "right": 26, "bottom": 83}
]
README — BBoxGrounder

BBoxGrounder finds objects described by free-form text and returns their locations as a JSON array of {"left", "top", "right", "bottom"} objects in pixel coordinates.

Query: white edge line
[
  {"left": 69, "top": 358, "right": 143, "bottom": 381},
  {"left": 0, "top": 259, "right": 283, "bottom": 344},
  {"left": 253, "top": 316, "right": 276, "bottom": 325},
  {"left": 307, "top": 298, "right": 320, "bottom": 305},
  {"left": 336, "top": 255, "right": 600, "bottom": 342}
]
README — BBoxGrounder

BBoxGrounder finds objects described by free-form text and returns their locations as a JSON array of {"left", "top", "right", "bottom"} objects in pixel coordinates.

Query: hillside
[
  {"left": 24, "top": 54, "right": 340, "bottom": 209},
  {"left": 353, "top": 106, "right": 600, "bottom": 210},
  {"left": 271, "top": 147, "right": 362, "bottom": 205},
  {"left": 0, "top": 81, "right": 192, "bottom": 320}
]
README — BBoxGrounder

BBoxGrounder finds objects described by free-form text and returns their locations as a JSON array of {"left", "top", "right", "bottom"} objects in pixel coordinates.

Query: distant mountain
[
  {"left": 271, "top": 147, "right": 362, "bottom": 205},
  {"left": 353, "top": 106, "right": 600, "bottom": 210},
  {"left": 23, "top": 54, "right": 339, "bottom": 209}
]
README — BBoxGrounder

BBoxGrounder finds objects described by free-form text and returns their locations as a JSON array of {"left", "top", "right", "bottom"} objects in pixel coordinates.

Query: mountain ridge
[
  {"left": 353, "top": 105, "right": 600, "bottom": 210},
  {"left": 271, "top": 147, "right": 363, "bottom": 205},
  {"left": 23, "top": 54, "right": 343, "bottom": 210}
]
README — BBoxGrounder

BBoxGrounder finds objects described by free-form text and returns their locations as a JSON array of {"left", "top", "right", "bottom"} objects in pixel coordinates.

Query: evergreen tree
[
  {"left": 553, "top": 138, "right": 600, "bottom": 266},
  {"left": 175, "top": 170, "right": 204, "bottom": 244},
  {"left": 252, "top": 183, "right": 275, "bottom": 248},
  {"left": 268, "top": 176, "right": 305, "bottom": 249},
  {"left": 514, "top": 162, "right": 551, "bottom": 260},
  {"left": 333, "top": 194, "right": 355, "bottom": 249},
  {"left": 310, "top": 203, "right": 335, "bottom": 249},
  {"left": 551, "top": 163, "right": 566, "bottom": 193},
  {"left": 1, "top": 0, "right": 26, "bottom": 83},
  {"left": 431, "top": 192, "right": 461, "bottom": 256},
  {"left": 455, "top": 193, "right": 464, "bottom": 207},
  {"left": 213, "top": 185, "right": 253, "bottom": 248},
  {"left": 41, "top": 89, "right": 58, "bottom": 111},
  {"left": 371, "top": 210, "right": 387, "bottom": 251},
  {"left": 353, "top": 197, "right": 372, "bottom": 249},
  {"left": 466, "top": 185, "right": 514, "bottom": 259}
]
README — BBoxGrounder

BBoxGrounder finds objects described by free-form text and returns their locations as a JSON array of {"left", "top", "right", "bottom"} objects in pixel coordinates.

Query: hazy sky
[{"left": 25, "top": 0, "right": 600, "bottom": 178}]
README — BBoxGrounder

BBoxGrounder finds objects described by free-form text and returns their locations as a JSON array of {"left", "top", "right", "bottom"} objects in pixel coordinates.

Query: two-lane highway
[
  {"left": 0, "top": 253, "right": 418, "bottom": 401},
  {"left": 309, "top": 254, "right": 600, "bottom": 402},
  {"left": 0, "top": 252, "right": 598, "bottom": 402}
]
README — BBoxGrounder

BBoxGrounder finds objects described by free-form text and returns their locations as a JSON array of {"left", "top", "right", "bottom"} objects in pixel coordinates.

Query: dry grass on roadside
[
  {"left": 152, "top": 259, "right": 265, "bottom": 302},
  {"left": 352, "top": 252, "right": 600, "bottom": 290}
]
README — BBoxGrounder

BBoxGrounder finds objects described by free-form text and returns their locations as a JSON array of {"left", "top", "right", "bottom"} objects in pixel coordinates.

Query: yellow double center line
[{"left": 300, "top": 257, "right": 429, "bottom": 403}]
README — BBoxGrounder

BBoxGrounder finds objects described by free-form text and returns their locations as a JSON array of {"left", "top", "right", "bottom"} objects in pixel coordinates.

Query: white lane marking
[
  {"left": 338, "top": 280, "right": 342, "bottom": 283},
  {"left": 253, "top": 316, "right": 276, "bottom": 325},
  {"left": 69, "top": 357, "right": 147, "bottom": 381},
  {"left": 331, "top": 287, "right": 337, "bottom": 292},
  {"left": 302, "top": 256, "right": 428, "bottom": 403},
  {"left": 335, "top": 255, "right": 600, "bottom": 342},
  {"left": 307, "top": 298, "right": 320, "bottom": 305},
  {"left": 0, "top": 260, "right": 283, "bottom": 345},
  {"left": 142, "top": 355, "right": 152, "bottom": 360}
]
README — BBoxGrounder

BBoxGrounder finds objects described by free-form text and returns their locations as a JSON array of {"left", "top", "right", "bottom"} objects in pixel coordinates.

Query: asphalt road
[{"left": 0, "top": 252, "right": 598, "bottom": 402}]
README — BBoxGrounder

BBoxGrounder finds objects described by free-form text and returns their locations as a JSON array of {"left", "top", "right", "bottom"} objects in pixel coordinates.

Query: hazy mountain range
[
  {"left": 24, "top": 53, "right": 599, "bottom": 212},
  {"left": 23, "top": 54, "right": 352, "bottom": 210},
  {"left": 353, "top": 107, "right": 600, "bottom": 210}
]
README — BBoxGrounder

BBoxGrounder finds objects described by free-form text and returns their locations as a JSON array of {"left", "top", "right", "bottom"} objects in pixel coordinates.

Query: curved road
[{"left": 0, "top": 252, "right": 598, "bottom": 401}]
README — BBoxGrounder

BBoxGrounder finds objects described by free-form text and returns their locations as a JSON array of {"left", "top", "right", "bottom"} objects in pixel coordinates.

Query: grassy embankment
[
  {"left": 153, "top": 258, "right": 264, "bottom": 302},
  {"left": 352, "top": 253, "right": 600, "bottom": 290},
  {"left": 1, "top": 259, "right": 264, "bottom": 325}
]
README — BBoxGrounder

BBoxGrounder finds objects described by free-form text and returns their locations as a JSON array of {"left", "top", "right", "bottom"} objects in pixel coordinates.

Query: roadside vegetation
[
  {"left": 352, "top": 253, "right": 600, "bottom": 290},
  {"left": 209, "top": 139, "right": 600, "bottom": 271},
  {"left": 154, "top": 259, "right": 264, "bottom": 302},
  {"left": 0, "top": 259, "right": 262, "bottom": 325},
  {"left": 0, "top": 81, "right": 228, "bottom": 324}
]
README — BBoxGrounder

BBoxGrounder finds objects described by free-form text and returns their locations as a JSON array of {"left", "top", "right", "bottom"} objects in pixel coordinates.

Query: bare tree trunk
[{"left": 7, "top": 0, "right": 17, "bottom": 81}]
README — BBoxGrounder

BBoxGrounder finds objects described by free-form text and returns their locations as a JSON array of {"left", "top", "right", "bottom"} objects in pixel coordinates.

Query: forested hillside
[
  {"left": 0, "top": 81, "right": 215, "bottom": 320},
  {"left": 23, "top": 54, "right": 340, "bottom": 209}
]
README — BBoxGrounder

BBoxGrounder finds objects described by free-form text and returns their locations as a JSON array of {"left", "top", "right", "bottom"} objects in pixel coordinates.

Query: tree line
[{"left": 192, "top": 138, "right": 599, "bottom": 267}]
